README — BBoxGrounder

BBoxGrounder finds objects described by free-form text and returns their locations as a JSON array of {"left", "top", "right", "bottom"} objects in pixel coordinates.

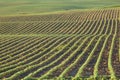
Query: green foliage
[
  {"left": 0, "top": 0, "right": 120, "bottom": 16},
  {"left": 0, "top": 8, "right": 119, "bottom": 80},
  {"left": 56, "top": 45, "right": 66, "bottom": 51}
]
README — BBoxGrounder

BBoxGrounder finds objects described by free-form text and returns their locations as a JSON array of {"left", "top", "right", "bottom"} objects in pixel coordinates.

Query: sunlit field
[{"left": 0, "top": 0, "right": 120, "bottom": 80}]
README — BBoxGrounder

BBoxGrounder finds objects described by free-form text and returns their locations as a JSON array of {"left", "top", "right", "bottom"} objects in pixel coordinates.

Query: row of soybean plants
[
  {"left": 0, "top": 36, "right": 67, "bottom": 79},
  {"left": 0, "top": 36, "right": 75, "bottom": 80}
]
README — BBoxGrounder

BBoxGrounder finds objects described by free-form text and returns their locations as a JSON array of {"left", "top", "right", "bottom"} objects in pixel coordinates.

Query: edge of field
[{"left": 0, "top": 7, "right": 120, "bottom": 17}]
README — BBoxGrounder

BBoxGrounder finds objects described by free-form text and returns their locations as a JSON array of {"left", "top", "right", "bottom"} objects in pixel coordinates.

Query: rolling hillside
[
  {"left": 0, "top": 0, "right": 120, "bottom": 80},
  {"left": 0, "top": 0, "right": 120, "bottom": 16},
  {"left": 0, "top": 8, "right": 120, "bottom": 80}
]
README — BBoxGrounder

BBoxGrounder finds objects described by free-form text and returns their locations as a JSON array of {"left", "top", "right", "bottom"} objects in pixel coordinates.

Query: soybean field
[{"left": 0, "top": 8, "right": 120, "bottom": 80}]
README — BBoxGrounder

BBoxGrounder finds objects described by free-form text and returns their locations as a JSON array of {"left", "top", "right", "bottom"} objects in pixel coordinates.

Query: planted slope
[{"left": 0, "top": 8, "right": 120, "bottom": 80}]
